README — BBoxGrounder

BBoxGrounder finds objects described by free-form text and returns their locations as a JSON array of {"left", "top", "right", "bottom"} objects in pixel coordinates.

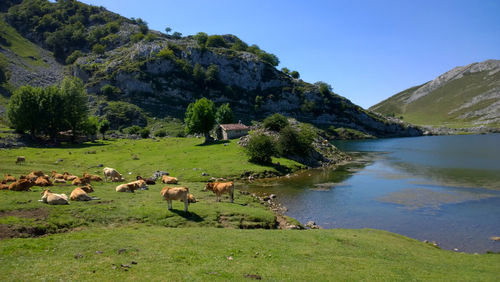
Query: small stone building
[{"left": 216, "top": 123, "right": 250, "bottom": 140}]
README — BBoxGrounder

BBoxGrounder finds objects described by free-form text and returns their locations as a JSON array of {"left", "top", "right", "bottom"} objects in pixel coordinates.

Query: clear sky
[{"left": 80, "top": 0, "right": 500, "bottom": 109}]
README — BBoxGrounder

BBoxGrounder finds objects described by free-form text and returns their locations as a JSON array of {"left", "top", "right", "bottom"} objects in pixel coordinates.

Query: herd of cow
[{"left": 1, "top": 167, "right": 235, "bottom": 212}]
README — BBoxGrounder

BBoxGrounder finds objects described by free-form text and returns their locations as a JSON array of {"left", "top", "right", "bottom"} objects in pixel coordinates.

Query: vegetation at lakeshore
[{"left": 1, "top": 226, "right": 499, "bottom": 281}]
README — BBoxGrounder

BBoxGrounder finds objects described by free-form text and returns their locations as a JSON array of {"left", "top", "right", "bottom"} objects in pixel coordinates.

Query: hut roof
[{"left": 220, "top": 123, "right": 249, "bottom": 131}]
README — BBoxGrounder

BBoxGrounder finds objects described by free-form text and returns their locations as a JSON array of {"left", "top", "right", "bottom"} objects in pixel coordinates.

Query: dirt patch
[
  {"left": 0, "top": 208, "right": 48, "bottom": 220},
  {"left": 0, "top": 224, "right": 48, "bottom": 239}
]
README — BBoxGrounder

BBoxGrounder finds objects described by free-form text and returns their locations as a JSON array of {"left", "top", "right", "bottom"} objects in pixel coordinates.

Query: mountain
[
  {"left": 0, "top": 0, "right": 422, "bottom": 138},
  {"left": 370, "top": 60, "right": 500, "bottom": 128}
]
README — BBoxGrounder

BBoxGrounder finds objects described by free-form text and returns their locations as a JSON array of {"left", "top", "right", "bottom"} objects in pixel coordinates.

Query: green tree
[
  {"left": 140, "top": 128, "right": 150, "bottom": 138},
  {"left": 290, "top": 71, "right": 300, "bottom": 79},
  {"left": 60, "top": 77, "right": 88, "bottom": 140},
  {"left": 98, "top": 119, "right": 110, "bottom": 139},
  {"left": 195, "top": 32, "right": 208, "bottom": 47},
  {"left": 165, "top": 27, "right": 172, "bottom": 34},
  {"left": 244, "top": 133, "right": 276, "bottom": 164},
  {"left": 193, "top": 63, "right": 205, "bottom": 84},
  {"left": 7, "top": 85, "right": 42, "bottom": 137},
  {"left": 277, "top": 124, "right": 316, "bottom": 156},
  {"left": 38, "top": 85, "right": 65, "bottom": 138},
  {"left": 172, "top": 32, "right": 182, "bottom": 39},
  {"left": 184, "top": 97, "right": 216, "bottom": 143},
  {"left": 315, "top": 81, "right": 332, "bottom": 96},
  {"left": 206, "top": 35, "right": 227, "bottom": 48},
  {"left": 83, "top": 116, "right": 99, "bottom": 139},
  {"left": 92, "top": 43, "right": 106, "bottom": 54},
  {"left": 215, "top": 103, "right": 234, "bottom": 124},
  {"left": 263, "top": 113, "right": 289, "bottom": 132},
  {"left": 281, "top": 67, "right": 290, "bottom": 75},
  {"left": 205, "top": 64, "right": 219, "bottom": 86},
  {"left": 231, "top": 38, "right": 248, "bottom": 51}
]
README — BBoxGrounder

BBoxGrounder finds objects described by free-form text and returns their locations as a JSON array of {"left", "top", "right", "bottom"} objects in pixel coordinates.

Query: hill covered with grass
[{"left": 370, "top": 59, "right": 500, "bottom": 129}]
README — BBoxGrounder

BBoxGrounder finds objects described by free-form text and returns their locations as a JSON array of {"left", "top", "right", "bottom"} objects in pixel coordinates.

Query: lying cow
[
  {"left": 116, "top": 179, "right": 147, "bottom": 193},
  {"left": 0, "top": 183, "right": 9, "bottom": 190},
  {"left": 103, "top": 167, "right": 125, "bottom": 182},
  {"left": 161, "top": 175, "right": 178, "bottom": 184},
  {"left": 27, "top": 171, "right": 45, "bottom": 181},
  {"left": 53, "top": 178, "right": 66, "bottom": 184},
  {"left": 63, "top": 172, "right": 78, "bottom": 181},
  {"left": 51, "top": 171, "right": 64, "bottom": 180},
  {"left": 72, "top": 176, "right": 90, "bottom": 186},
  {"left": 16, "top": 156, "right": 25, "bottom": 164},
  {"left": 83, "top": 172, "right": 103, "bottom": 182},
  {"left": 70, "top": 186, "right": 98, "bottom": 201},
  {"left": 9, "top": 179, "right": 35, "bottom": 191},
  {"left": 3, "top": 174, "right": 17, "bottom": 183},
  {"left": 205, "top": 181, "right": 234, "bottom": 203},
  {"left": 136, "top": 175, "right": 156, "bottom": 185},
  {"left": 40, "top": 189, "right": 69, "bottom": 205},
  {"left": 35, "top": 176, "right": 53, "bottom": 187},
  {"left": 161, "top": 186, "right": 189, "bottom": 212}
]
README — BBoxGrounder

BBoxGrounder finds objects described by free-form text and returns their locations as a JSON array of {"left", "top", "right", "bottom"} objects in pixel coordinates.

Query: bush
[
  {"left": 277, "top": 125, "right": 315, "bottom": 156},
  {"left": 195, "top": 32, "right": 208, "bottom": 47},
  {"left": 206, "top": 35, "right": 227, "bottom": 48},
  {"left": 154, "top": 129, "right": 167, "bottom": 137},
  {"left": 245, "top": 133, "right": 276, "bottom": 164},
  {"left": 140, "top": 128, "right": 150, "bottom": 138},
  {"left": 65, "top": 50, "right": 83, "bottom": 64},
  {"left": 92, "top": 43, "right": 106, "bottom": 55},
  {"left": 157, "top": 47, "right": 175, "bottom": 60},
  {"left": 131, "top": 32, "right": 144, "bottom": 43},
  {"left": 125, "top": 125, "right": 141, "bottom": 135},
  {"left": 263, "top": 113, "right": 289, "bottom": 132},
  {"left": 290, "top": 71, "right": 300, "bottom": 79}
]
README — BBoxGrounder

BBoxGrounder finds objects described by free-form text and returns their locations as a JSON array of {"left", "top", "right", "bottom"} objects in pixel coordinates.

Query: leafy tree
[
  {"left": 157, "top": 47, "right": 175, "bottom": 60},
  {"left": 206, "top": 35, "right": 227, "bottom": 48},
  {"left": 184, "top": 97, "right": 216, "bottom": 143},
  {"left": 136, "top": 18, "right": 148, "bottom": 34},
  {"left": 231, "top": 38, "right": 248, "bottom": 51},
  {"left": 172, "top": 31, "right": 182, "bottom": 39},
  {"left": 125, "top": 125, "right": 142, "bottom": 135},
  {"left": 192, "top": 63, "right": 205, "bottom": 84},
  {"left": 281, "top": 67, "right": 290, "bottom": 75},
  {"left": 83, "top": 116, "right": 99, "bottom": 138},
  {"left": 65, "top": 50, "right": 83, "bottom": 64},
  {"left": 165, "top": 27, "right": 172, "bottom": 34},
  {"left": 244, "top": 133, "right": 276, "bottom": 164},
  {"left": 7, "top": 85, "right": 43, "bottom": 137},
  {"left": 60, "top": 77, "right": 88, "bottom": 140},
  {"left": 98, "top": 119, "right": 110, "bottom": 139},
  {"left": 290, "top": 71, "right": 300, "bottom": 79},
  {"left": 101, "top": 84, "right": 121, "bottom": 99},
  {"left": 38, "top": 85, "right": 65, "bottom": 138},
  {"left": 195, "top": 32, "right": 208, "bottom": 47},
  {"left": 258, "top": 52, "right": 279, "bottom": 66},
  {"left": 215, "top": 103, "right": 234, "bottom": 124},
  {"left": 205, "top": 64, "right": 219, "bottom": 86},
  {"left": 277, "top": 125, "right": 315, "bottom": 156},
  {"left": 263, "top": 113, "right": 289, "bottom": 132},
  {"left": 315, "top": 81, "right": 333, "bottom": 96},
  {"left": 140, "top": 128, "right": 150, "bottom": 138},
  {"left": 92, "top": 43, "right": 106, "bottom": 54}
]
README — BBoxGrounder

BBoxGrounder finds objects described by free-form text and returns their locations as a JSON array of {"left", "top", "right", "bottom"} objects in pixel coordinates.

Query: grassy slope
[
  {"left": 0, "top": 138, "right": 499, "bottom": 280},
  {"left": 370, "top": 71, "right": 500, "bottom": 128},
  {"left": 1, "top": 226, "right": 499, "bottom": 281}
]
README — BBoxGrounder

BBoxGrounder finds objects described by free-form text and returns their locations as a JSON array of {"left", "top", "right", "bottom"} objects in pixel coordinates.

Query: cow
[
  {"left": 15, "top": 156, "right": 25, "bottom": 164},
  {"left": 53, "top": 178, "right": 66, "bottom": 184},
  {"left": 115, "top": 179, "right": 147, "bottom": 193},
  {"left": 83, "top": 172, "right": 103, "bottom": 182},
  {"left": 161, "top": 175, "right": 178, "bottom": 184},
  {"left": 3, "top": 174, "right": 16, "bottom": 183},
  {"left": 103, "top": 167, "right": 125, "bottom": 182},
  {"left": 136, "top": 175, "right": 156, "bottom": 185},
  {"left": 40, "top": 189, "right": 69, "bottom": 205},
  {"left": 63, "top": 172, "right": 78, "bottom": 181},
  {"left": 72, "top": 176, "right": 90, "bottom": 186},
  {"left": 9, "top": 179, "right": 35, "bottom": 191},
  {"left": 51, "top": 171, "right": 64, "bottom": 180},
  {"left": 27, "top": 171, "right": 45, "bottom": 181},
  {"left": 161, "top": 186, "right": 189, "bottom": 212},
  {"left": 180, "top": 193, "right": 197, "bottom": 203},
  {"left": 204, "top": 181, "right": 234, "bottom": 203},
  {"left": 79, "top": 184, "right": 94, "bottom": 193},
  {"left": 70, "top": 187, "right": 98, "bottom": 201},
  {"left": 0, "top": 183, "right": 9, "bottom": 190},
  {"left": 35, "top": 176, "right": 53, "bottom": 187}
]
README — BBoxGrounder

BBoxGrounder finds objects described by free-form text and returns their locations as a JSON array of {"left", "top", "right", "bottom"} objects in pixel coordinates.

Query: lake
[{"left": 241, "top": 134, "right": 500, "bottom": 253}]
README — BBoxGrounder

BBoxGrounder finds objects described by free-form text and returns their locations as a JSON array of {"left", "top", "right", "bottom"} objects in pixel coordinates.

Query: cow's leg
[
  {"left": 168, "top": 199, "right": 172, "bottom": 210},
  {"left": 230, "top": 190, "right": 234, "bottom": 203},
  {"left": 184, "top": 200, "right": 188, "bottom": 212}
]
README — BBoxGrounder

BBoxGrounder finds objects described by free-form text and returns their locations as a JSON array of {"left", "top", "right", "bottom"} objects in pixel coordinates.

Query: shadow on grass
[
  {"left": 195, "top": 140, "right": 230, "bottom": 146},
  {"left": 170, "top": 209, "right": 204, "bottom": 222}
]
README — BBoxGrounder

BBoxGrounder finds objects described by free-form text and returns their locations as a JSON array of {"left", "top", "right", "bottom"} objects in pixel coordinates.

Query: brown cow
[
  {"left": 83, "top": 172, "right": 103, "bottom": 182},
  {"left": 63, "top": 172, "right": 78, "bottom": 181},
  {"left": 40, "top": 189, "right": 69, "bottom": 205},
  {"left": 51, "top": 171, "right": 64, "bottom": 180},
  {"left": 72, "top": 176, "right": 90, "bottom": 186},
  {"left": 115, "top": 180, "right": 147, "bottom": 193},
  {"left": 15, "top": 156, "right": 25, "bottom": 164},
  {"left": 136, "top": 175, "right": 156, "bottom": 185},
  {"left": 27, "top": 171, "right": 45, "bottom": 181},
  {"left": 3, "top": 174, "right": 17, "bottom": 183},
  {"left": 0, "top": 183, "right": 9, "bottom": 190},
  {"left": 70, "top": 187, "right": 97, "bottom": 201},
  {"left": 180, "top": 193, "right": 197, "bottom": 203},
  {"left": 35, "top": 176, "right": 53, "bottom": 187},
  {"left": 161, "top": 175, "right": 178, "bottom": 184},
  {"left": 205, "top": 181, "right": 234, "bottom": 203},
  {"left": 53, "top": 178, "right": 66, "bottom": 184},
  {"left": 161, "top": 186, "right": 189, "bottom": 212},
  {"left": 9, "top": 179, "right": 35, "bottom": 191}
]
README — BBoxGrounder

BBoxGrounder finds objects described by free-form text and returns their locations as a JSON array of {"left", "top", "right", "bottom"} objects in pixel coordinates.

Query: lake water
[{"left": 241, "top": 134, "right": 500, "bottom": 253}]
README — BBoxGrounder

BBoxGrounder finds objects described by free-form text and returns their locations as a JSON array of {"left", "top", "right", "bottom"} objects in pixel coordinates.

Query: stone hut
[{"left": 216, "top": 123, "right": 250, "bottom": 140}]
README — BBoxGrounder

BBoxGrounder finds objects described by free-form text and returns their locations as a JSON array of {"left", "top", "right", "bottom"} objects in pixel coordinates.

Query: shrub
[
  {"left": 244, "top": 133, "right": 276, "bottom": 164},
  {"left": 125, "top": 125, "right": 141, "bottom": 135},
  {"left": 195, "top": 32, "right": 208, "bottom": 47},
  {"left": 65, "top": 50, "right": 83, "bottom": 64},
  {"left": 140, "top": 128, "right": 150, "bottom": 138},
  {"left": 172, "top": 32, "right": 182, "bottom": 39},
  {"left": 277, "top": 125, "right": 315, "bottom": 156},
  {"left": 206, "top": 35, "right": 227, "bottom": 48},
  {"left": 215, "top": 103, "right": 234, "bottom": 124},
  {"left": 157, "top": 47, "right": 175, "bottom": 60},
  {"left": 131, "top": 32, "right": 144, "bottom": 43},
  {"left": 92, "top": 43, "right": 106, "bottom": 55},
  {"left": 263, "top": 113, "right": 289, "bottom": 132},
  {"left": 154, "top": 129, "right": 167, "bottom": 137},
  {"left": 290, "top": 71, "right": 300, "bottom": 79}
]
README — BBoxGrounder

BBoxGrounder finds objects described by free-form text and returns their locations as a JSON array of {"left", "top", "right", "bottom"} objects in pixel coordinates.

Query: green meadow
[{"left": 0, "top": 138, "right": 499, "bottom": 280}]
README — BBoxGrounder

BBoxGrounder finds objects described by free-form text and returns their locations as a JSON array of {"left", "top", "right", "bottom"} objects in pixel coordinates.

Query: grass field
[{"left": 1, "top": 137, "right": 499, "bottom": 280}]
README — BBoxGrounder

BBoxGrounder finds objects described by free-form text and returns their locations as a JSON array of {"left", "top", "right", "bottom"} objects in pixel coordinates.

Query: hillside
[
  {"left": 0, "top": 0, "right": 421, "bottom": 138},
  {"left": 370, "top": 60, "right": 500, "bottom": 129}
]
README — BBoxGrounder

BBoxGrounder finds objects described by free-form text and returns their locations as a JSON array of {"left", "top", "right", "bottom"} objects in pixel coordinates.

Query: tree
[
  {"left": 60, "top": 77, "right": 88, "bottom": 140},
  {"left": 98, "top": 119, "right": 110, "bottom": 139},
  {"left": 92, "top": 43, "right": 106, "bottom": 55},
  {"left": 277, "top": 125, "right": 315, "bottom": 156},
  {"left": 7, "top": 85, "right": 42, "bottom": 137},
  {"left": 165, "top": 27, "right": 172, "bottom": 34},
  {"left": 206, "top": 35, "right": 227, "bottom": 48},
  {"left": 83, "top": 116, "right": 99, "bottom": 140},
  {"left": 204, "top": 64, "right": 219, "bottom": 86},
  {"left": 244, "top": 133, "right": 276, "bottom": 164},
  {"left": 215, "top": 103, "right": 234, "bottom": 124},
  {"left": 195, "top": 32, "right": 208, "bottom": 47},
  {"left": 192, "top": 63, "right": 205, "bottom": 84},
  {"left": 172, "top": 32, "right": 182, "bottom": 39},
  {"left": 263, "top": 113, "right": 289, "bottom": 132},
  {"left": 184, "top": 97, "right": 216, "bottom": 143},
  {"left": 315, "top": 81, "right": 332, "bottom": 96},
  {"left": 290, "top": 71, "right": 300, "bottom": 79},
  {"left": 140, "top": 128, "right": 150, "bottom": 138},
  {"left": 281, "top": 67, "right": 290, "bottom": 75}
]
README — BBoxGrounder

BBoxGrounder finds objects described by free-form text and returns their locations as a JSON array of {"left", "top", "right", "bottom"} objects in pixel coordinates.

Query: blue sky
[{"left": 80, "top": 0, "right": 500, "bottom": 109}]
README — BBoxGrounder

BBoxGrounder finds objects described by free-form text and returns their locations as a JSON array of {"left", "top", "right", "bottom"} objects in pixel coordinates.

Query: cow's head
[{"left": 204, "top": 182, "right": 214, "bottom": 191}]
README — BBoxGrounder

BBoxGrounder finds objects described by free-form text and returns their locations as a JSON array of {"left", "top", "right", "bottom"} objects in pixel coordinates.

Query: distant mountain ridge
[{"left": 370, "top": 59, "right": 500, "bottom": 128}]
